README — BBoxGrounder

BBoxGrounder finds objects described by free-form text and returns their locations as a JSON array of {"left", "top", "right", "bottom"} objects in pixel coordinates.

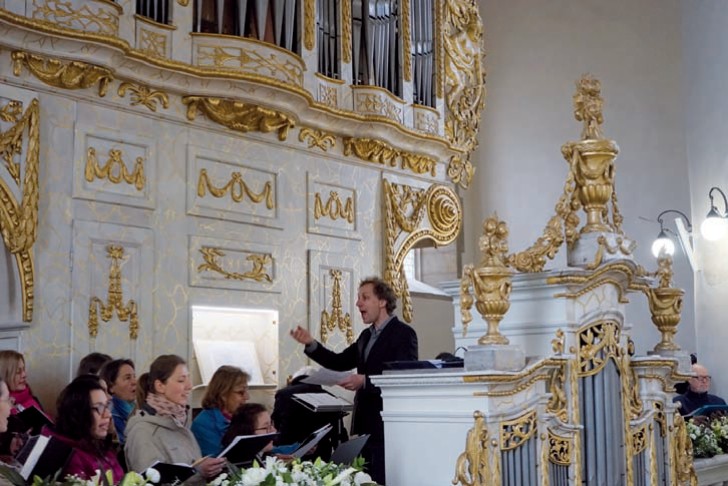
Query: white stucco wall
[
  {"left": 465, "top": 0, "right": 695, "bottom": 356},
  {"left": 682, "top": 1, "right": 728, "bottom": 399}
]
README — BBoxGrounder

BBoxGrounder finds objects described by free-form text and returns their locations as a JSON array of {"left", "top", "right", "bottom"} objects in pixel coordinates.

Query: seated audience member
[
  {"left": 0, "top": 351, "right": 43, "bottom": 415},
  {"left": 0, "top": 377, "right": 20, "bottom": 471},
  {"left": 222, "top": 403, "right": 278, "bottom": 458},
  {"left": 124, "top": 355, "right": 225, "bottom": 482},
  {"left": 99, "top": 359, "right": 137, "bottom": 444},
  {"left": 191, "top": 366, "right": 250, "bottom": 456},
  {"left": 76, "top": 353, "right": 113, "bottom": 377},
  {"left": 271, "top": 367, "right": 346, "bottom": 460},
  {"left": 46, "top": 375, "right": 123, "bottom": 482},
  {"left": 673, "top": 363, "right": 727, "bottom": 416}
]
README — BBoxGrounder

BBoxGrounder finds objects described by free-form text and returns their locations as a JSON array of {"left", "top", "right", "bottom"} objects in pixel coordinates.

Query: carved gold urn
[
  {"left": 461, "top": 215, "right": 513, "bottom": 346},
  {"left": 645, "top": 254, "right": 684, "bottom": 353}
]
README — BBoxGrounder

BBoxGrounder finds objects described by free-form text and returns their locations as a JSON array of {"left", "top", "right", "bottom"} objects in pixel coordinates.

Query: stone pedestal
[{"left": 465, "top": 344, "right": 525, "bottom": 371}]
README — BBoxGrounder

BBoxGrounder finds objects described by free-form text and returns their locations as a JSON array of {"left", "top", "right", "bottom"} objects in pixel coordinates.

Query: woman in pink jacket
[{"left": 48, "top": 375, "right": 123, "bottom": 482}]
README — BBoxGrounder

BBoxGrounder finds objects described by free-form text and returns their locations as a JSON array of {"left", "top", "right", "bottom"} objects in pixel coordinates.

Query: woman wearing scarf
[
  {"left": 124, "top": 355, "right": 226, "bottom": 483},
  {"left": 99, "top": 359, "right": 137, "bottom": 444},
  {"left": 0, "top": 351, "right": 44, "bottom": 416}
]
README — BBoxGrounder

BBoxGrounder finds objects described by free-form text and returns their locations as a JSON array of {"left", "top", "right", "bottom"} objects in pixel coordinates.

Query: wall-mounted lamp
[
  {"left": 651, "top": 209, "right": 697, "bottom": 270},
  {"left": 701, "top": 186, "right": 728, "bottom": 241}
]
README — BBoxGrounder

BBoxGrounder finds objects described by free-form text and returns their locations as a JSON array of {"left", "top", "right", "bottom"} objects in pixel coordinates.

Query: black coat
[{"left": 305, "top": 316, "right": 418, "bottom": 443}]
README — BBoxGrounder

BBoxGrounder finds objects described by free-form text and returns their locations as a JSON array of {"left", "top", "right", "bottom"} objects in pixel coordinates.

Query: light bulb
[
  {"left": 701, "top": 210, "right": 728, "bottom": 241},
  {"left": 651, "top": 234, "right": 675, "bottom": 258}
]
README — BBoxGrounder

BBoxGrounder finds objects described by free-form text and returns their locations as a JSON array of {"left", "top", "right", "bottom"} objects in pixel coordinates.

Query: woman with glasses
[
  {"left": 46, "top": 375, "right": 123, "bottom": 481},
  {"left": 99, "top": 359, "right": 137, "bottom": 444},
  {"left": 124, "top": 355, "right": 226, "bottom": 482},
  {"left": 191, "top": 365, "right": 250, "bottom": 456},
  {"left": 221, "top": 403, "right": 277, "bottom": 456}
]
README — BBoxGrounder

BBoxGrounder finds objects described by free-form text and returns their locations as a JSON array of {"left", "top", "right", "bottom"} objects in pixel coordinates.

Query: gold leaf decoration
[
  {"left": 303, "top": 0, "right": 315, "bottom": 50},
  {"left": 197, "top": 168, "right": 275, "bottom": 209},
  {"left": 453, "top": 411, "right": 490, "bottom": 486},
  {"left": 12, "top": 51, "right": 113, "bottom": 97},
  {"left": 88, "top": 245, "right": 139, "bottom": 339},
  {"left": 0, "top": 98, "right": 40, "bottom": 322},
  {"left": 401, "top": 0, "right": 412, "bottom": 82},
  {"left": 117, "top": 82, "right": 170, "bottom": 112},
  {"left": 183, "top": 96, "right": 295, "bottom": 141},
  {"left": 197, "top": 247, "right": 272, "bottom": 282},
  {"left": 343, "top": 137, "right": 437, "bottom": 177},
  {"left": 298, "top": 128, "right": 336, "bottom": 151},
  {"left": 85, "top": 147, "right": 145, "bottom": 190},
  {"left": 447, "top": 155, "right": 475, "bottom": 189},
  {"left": 341, "top": 0, "right": 352, "bottom": 63},
  {"left": 320, "top": 269, "right": 353, "bottom": 344}
]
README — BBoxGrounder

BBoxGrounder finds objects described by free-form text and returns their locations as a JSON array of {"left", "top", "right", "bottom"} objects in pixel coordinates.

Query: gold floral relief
[
  {"left": 318, "top": 84, "right": 338, "bottom": 108},
  {"left": 11, "top": 51, "right": 113, "bottom": 97},
  {"left": 314, "top": 191, "right": 354, "bottom": 223},
  {"left": 31, "top": 0, "right": 119, "bottom": 36},
  {"left": 500, "top": 410, "right": 537, "bottom": 451},
  {"left": 183, "top": 96, "right": 295, "bottom": 141},
  {"left": 447, "top": 155, "right": 474, "bottom": 189},
  {"left": 197, "top": 247, "right": 273, "bottom": 282},
  {"left": 383, "top": 180, "right": 461, "bottom": 322},
  {"left": 85, "top": 147, "right": 146, "bottom": 190},
  {"left": 298, "top": 128, "right": 336, "bottom": 152},
  {"left": 320, "top": 269, "right": 353, "bottom": 344},
  {"left": 139, "top": 28, "right": 167, "bottom": 58},
  {"left": 197, "top": 168, "right": 275, "bottom": 209},
  {"left": 577, "top": 321, "right": 621, "bottom": 377},
  {"left": 117, "top": 82, "right": 170, "bottom": 112},
  {"left": 0, "top": 98, "right": 40, "bottom": 322},
  {"left": 453, "top": 411, "right": 490, "bottom": 486},
  {"left": 548, "top": 432, "right": 571, "bottom": 467},
  {"left": 88, "top": 245, "right": 139, "bottom": 340},
  {"left": 195, "top": 45, "right": 303, "bottom": 87}
]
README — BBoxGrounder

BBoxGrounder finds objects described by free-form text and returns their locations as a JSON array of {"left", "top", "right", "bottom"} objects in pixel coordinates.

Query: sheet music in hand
[
  {"left": 292, "top": 392, "right": 353, "bottom": 412},
  {"left": 290, "top": 423, "right": 333, "bottom": 459},
  {"left": 217, "top": 432, "right": 278, "bottom": 465}
]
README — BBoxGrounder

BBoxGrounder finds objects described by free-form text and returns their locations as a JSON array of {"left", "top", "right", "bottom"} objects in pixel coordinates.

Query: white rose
[
  {"left": 145, "top": 468, "right": 161, "bottom": 484},
  {"left": 241, "top": 468, "right": 268, "bottom": 486},
  {"left": 354, "top": 471, "right": 373, "bottom": 485}
]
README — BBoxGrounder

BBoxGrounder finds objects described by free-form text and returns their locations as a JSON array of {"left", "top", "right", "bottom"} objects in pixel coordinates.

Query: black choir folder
[
  {"left": 146, "top": 461, "right": 197, "bottom": 484},
  {"left": 217, "top": 432, "right": 278, "bottom": 466},
  {"left": 10, "top": 406, "right": 53, "bottom": 435},
  {"left": 17, "top": 435, "right": 72, "bottom": 481}
]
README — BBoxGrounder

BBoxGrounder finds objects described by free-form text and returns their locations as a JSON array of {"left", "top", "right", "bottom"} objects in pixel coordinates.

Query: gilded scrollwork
[
  {"left": 548, "top": 432, "right": 571, "bottom": 465},
  {"left": 139, "top": 28, "right": 167, "bottom": 58},
  {"left": 546, "top": 364, "right": 568, "bottom": 423},
  {"left": 303, "top": 0, "right": 315, "bottom": 50},
  {"left": 0, "top": 98, "right": 39, "bottom": 322},
  {"left": 85, "top": 147, "right": 145, "bottom": 190},
  {"left": 31, "top": 0, "right": 119, "bottom": 36},
  {"left": 320, "top": 269, "right": 353, "bottom": 344},
  {"left": 298, "top": 128, "right": 336, "bottom": 151},
  {"left": 342, "top": 137, "right": 437, "bottom": 177},
  {"left": 355, "top": 93, "right": 403, "bottom": 123},
  {"left": 673, "top": 412, "right": 698, "bottom": 486},
  {"left": 341, "top": 0, "right": 352, "bottom": 63},
  {"left": 117, "top": 82, "right": 169, "bottom": 112},
  {"left": 197, "top": 168, "right": 275, "bottom": 209},
  {"left": 500, "top": 410, "right": 537, "bottom": 451},
  {"left": 195, "top": 45, "right": 303, "bottom": 86},
  {"left": 183, "top": 96, "right": 295, "bottom": 141},
  {"left": 577, "top": 321, "right": 621, "bottom": 377},
  {"left": 551, "top": 329, "right": 565, "bottom": 355},
  {"left": 197, "top": 247, "right": 272, "bottom": 282},
  {"left": 88, "top": 245, "right": 139, "bottom": 340},
  {"left": 632, "top": 425, "right": 647, "bottom": 455},
  {"left": 447, "top": 156, "right": 474, "bottom": 189},
  {"left": 11, "top": 51, "right": 113, "bottom": 97},
  {"left": 452, "top": 411, "right": 489, "bottom": 486},
  {"left": 383, "top": 180, "right": 461, "bottom": 322},
  {"left": 314, "top": 191, "right": 354, "bottom": 223}
]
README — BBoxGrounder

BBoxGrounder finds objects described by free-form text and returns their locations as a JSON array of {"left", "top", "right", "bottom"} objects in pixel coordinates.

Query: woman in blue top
[
  {"left": 99, "top": 359, "right": 136, "bottom": 444},
  {"left": 191, "top": 365, "right": 250, "bottom": 456}
]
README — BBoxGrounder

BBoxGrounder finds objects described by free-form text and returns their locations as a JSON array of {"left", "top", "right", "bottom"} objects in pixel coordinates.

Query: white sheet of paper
[
  {"left": 193, "top": 339, "right": 264, "bottom": 385},
  {"left": 300, "top": 368, "right": 353, "bottom": 386}
]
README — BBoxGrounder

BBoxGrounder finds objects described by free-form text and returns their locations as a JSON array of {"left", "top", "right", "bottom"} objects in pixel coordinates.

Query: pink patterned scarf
[{"left": 146, "top": 393, "right": 188, "bottom": 428}]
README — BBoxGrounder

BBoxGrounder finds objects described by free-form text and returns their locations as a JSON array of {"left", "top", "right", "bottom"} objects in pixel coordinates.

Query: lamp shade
[
  {"left": 651, "top": 230, "right": 675, "bottom": 257},
  {"left": 700, "top": 208, "right": 728, "bottom": 241}
]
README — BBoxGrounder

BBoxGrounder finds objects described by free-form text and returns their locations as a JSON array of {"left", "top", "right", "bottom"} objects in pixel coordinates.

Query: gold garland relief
[
  {"left": 85, "top": 147, "right": 145, "bottom": 190},
  {"left": 298, "top": 128, "right": 336, "bottom": 152},
  {"left": 314, "top": 191, "right": 354, "bottom": 223},
  {"left": 197, "top": 168, "right": 275, "bottom": 209},
  {"left": 343, "top": 137, "right": 437, "bottom": 177},
  {"left": 0, "top": 98, "right": 40, "bottom": 322},
  {"left": 88, "top": 245, "right": 139, "bottom": 340},
  {"left": 197, "top": 247, "right": 272, "bottom": 282},
  {"left": 183, "top": 96, "right": 295, "bottom": 141},
  {"left": 118, "top": 82, "right": 169, "bottom": 112},
  {"left": 320, "top": 269, "right": 353, "bottom": 344},
  {"left": 12, "top": 51, "right": 113, "bottom": 97}
]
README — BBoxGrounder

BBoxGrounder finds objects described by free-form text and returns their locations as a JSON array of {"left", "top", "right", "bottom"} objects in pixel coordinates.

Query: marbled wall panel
[
  {"left": 307, "top": 175, "right": 360, "bottom": 240},
  {"left": 70, "top": 220, "right": 154, "bottom": 367},
  {"left": 72, "top": 124, "right": 156, "bottom": 210}
]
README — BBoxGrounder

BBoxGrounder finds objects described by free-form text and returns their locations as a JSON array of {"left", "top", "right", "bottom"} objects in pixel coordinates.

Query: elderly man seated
[{"left": 673, "top": 363, "right": 727, "bottom": 416}]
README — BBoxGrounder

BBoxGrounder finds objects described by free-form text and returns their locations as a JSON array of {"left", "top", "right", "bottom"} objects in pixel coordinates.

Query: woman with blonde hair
[
  {"left": 191, "top": 365, "right": 250, "bottom": 456},
  {"left": 0, "top": 351, "right": 43, "bottom": 415}
]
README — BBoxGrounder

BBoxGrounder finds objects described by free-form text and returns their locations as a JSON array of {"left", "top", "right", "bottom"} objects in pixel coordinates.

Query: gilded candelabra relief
[
  {"left": 644, "top": 254, "right": 684, "bottom": 353},
  {"left": 298, "top": 128, "right": 336, "bottom": 152},
  {"left": 343, "top": 137, "right": 437, "bottom": 177},
  {"left": 183, "top": 97, "right": 295, "bottom": 141},
  {"left": 453, "top": 411, "right": 491, "bottom": 486},
  {"left": 12, "top": 51, "right": 113, "bottom": 97},
  {"left": 460, "top": 215, "right": 513, "bottom": 345},
  {"left": 85, "top": 147, "right": 145, "bottom": 190},
  {"left": 117, "top": 82, "right": 169, "bottom": 112},
  {"left": 197, "top": 168, "right": 275, "bottom": 209},
  {"left": 88, "top": 245, "right": 139, "bottom": 339},
  {"left": 0, "top": 97, "right": 39, "bottom": 322},
  {"left": 383, "top": 180, "right": 461, "bottom": 322},
  {"left": 314, "top": 191, "right": 354, "bottom": 223},
  {"left": 197, "top": 247, "right": 272, "bottom": 282},
  {"left": 320, "top": 269, "right": 353, "bottom": 344}
]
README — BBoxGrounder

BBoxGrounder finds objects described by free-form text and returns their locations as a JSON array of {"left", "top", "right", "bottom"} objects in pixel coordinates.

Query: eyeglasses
[
  {"left": 694, "top": 375, "right": 712, "bottom": 382},
  {"left": 91, "top": 402, "right": 113, "bottom": 415},
  {"left": 255, "top": 423, "right": 275, "bottom": 433}
]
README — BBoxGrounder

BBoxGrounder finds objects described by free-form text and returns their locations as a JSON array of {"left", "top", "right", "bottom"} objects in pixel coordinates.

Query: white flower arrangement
[{"left": 210, "top": 456, "right": 379, "bottom": 486}]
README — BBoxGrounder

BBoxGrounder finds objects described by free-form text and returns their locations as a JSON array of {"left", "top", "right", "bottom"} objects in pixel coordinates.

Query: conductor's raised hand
[{"left": 290, "top": 325, "right": 314, "bottom": 345}]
